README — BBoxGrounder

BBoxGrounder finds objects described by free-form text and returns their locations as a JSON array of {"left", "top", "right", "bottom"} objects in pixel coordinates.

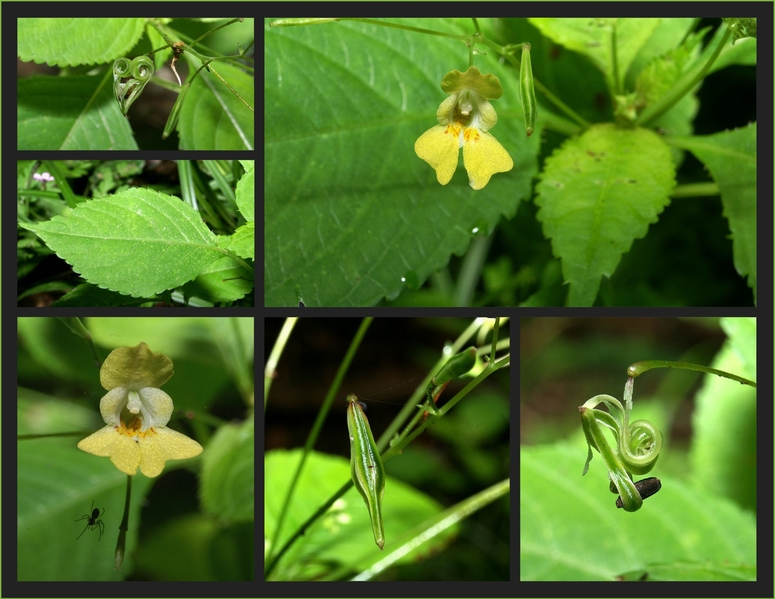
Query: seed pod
[
  {"left": 113, "top": 56, "right": 155, "bottom": 116},
  {"left": 346, "top": 394, "right": 385, "bottom": 550},
  {"left": 616, "top": 477, "right": 661, "bottom": 509},
  {"left": 432, "top": 347, "right": 477, "bottom": 387},
  {"left": 519, "top": 43, "right": 537, "bottom": 137}
]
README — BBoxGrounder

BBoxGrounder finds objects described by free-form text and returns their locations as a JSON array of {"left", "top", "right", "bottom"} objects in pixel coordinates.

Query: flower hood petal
[
  {"left": 440, "top": 66, "right": 503, "bottom": 100},
  {"left": 100, "top": 342, "right": 173, "bottom": 391}
]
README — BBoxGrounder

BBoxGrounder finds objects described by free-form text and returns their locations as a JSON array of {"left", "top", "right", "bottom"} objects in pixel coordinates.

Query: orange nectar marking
[
  {"left": 445, "top": 123, "right": 462, "bottom": 137},
  {"left": 463, "top": 127, "right": 480, "bottom": 143},
  {"left": 115, "top": 418, "right": 159, "bottom": 440}
]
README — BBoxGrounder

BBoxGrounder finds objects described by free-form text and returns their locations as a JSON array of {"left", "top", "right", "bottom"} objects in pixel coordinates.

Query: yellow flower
[
  {"left": 415, "top": 66, "right": 514, "bottom": 190},
  {"left": 77, "top": 342, "right": 203, "bottom": 478}
]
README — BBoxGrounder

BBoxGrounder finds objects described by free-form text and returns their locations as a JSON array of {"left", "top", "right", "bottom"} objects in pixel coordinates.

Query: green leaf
[
  {"left": 265, "top": 448, "right": 450, "bottom": 580},
  {"left": 52, "top": 284, "right": 154, "bottom": 307},
  {"left": 520, "top": 444, "right": 755, "bottom": 581},
  {"left": 178, "top": 62, "right": 254, "bottom": 150},
  {"left": 181, "top": 254, "right": 254, "bottom": 302},
  {"left": 624, "top": 18, "right": 697, "bottom": 88},
  {"left": 617, "top": 560, "right": 756, "bottom": 581},
  {"left": 18, "top": 75, "right": 137, "bottom": 150},
  {"left": 235, "top": 163, "right": 254, "bottom": 222},
  {"left": 534, "top": 124, "right": 675, "bottom": 305},
  {"left": 20, "top": 190, "right": 223, "bottom": 298},
  {"left": 690, "top": 320, "right": 756, "bottom": 512},
  {"left": 721, "top": 316, "right": 757, "bottom": 378},
  {"left": 17, "top": 392, "right": 153, "bottom": 580},
  {"left": 228, "top": 223, "right": 255, "bottom": 260},
  {"left": 18, "top": 18, "right": 145, "bottom": 66},
  {"left": 668, "top": 124, "right": 756, "bottom": 301},
  {"left": 635, "top": 29, "right": 705, "bottom": 105},
  {"left": 201, "top": 419, "right": 254, "bottom": 523},
  {"left": 265, "top": 18, "right": 539, "bottom": 306},
  {"left": 132, "top": 513, "right": 252, "bottom": 581},
  {"left": 529, "top": 18, "right": 661, "bottom": 91}
]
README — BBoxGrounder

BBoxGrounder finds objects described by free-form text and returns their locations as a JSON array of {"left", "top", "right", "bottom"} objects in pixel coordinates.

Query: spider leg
[{"left": 97, "top": 519, "right": 105, "bottom": 541}]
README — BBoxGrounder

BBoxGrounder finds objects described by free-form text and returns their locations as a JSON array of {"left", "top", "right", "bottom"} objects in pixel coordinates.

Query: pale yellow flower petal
[
  {"left": 78, "top": 426, "right": 142, "bottom": 476},
  {"left": 136, "top": 387, "right": 174, "bottom": 428},
  {"left": 414, "top": 124, "right": 461, "bottom": 185},
  {"left": 435, "top": 95, "right": 458, "bottom": 125},
  {"left": 138, "top": 428, "right": 203, "bottom": 478},
  {"left": 462, "top": 129, "right": 514, "bottom": 190},
  {"left": 476, "top": 100, "right": 498, "bottom": 132},
  {"left": 78, "top": 422, "right": 203, "bottom": 478}
]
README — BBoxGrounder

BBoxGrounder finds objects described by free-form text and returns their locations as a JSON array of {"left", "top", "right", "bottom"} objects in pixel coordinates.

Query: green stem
[
  {"left": 454, "top": 234, "right": 492, "bottom": 306},
  {"left": 271, "top": 17, "right": 470, "bottom": 41},
  {"left": 384, "top": 351, "right": 510, "bottom": 460},
  {"left": 264, "top": 318, "right": 298, "bottom": 409},
  {"left": 18, "top": 431, "right": 91, "bottom": 440},
  {"left": 57, "top": 317, "right": 102, "bottom": 367},
  {"left": 43, "top": 161, "right": 78, "bottom": 209},
  {"left": 114, "top": 474, "right": 132, "bottom": 570},
  {"left": 187, "top": 18, "right": 245, "bottom": 55},
  {"left": 580, "top": 404, "right": 642, "bottom": 512},
  {"left": 265, "top": 318, "right": 373, "bottom": 571},
  {"left": 348, "top": 478, "right": 510, "bottom": 581},
  {"left": 220, "top": 248, "right": 254, "bottom": 277},
  {"left": 490, "top": 317, "right": 500, "bottom": 365},
  {"left": 670, "top": 182, "right": 719, "bottom": 198},
  {"left": 478, "top": 37, "right": 591, "bottom": 130},
  {"left": 610, "top": 25, "right": 621, "bottom": 96},
  {"left": 627, "top": 360, "right": 756, "bottom": 388},
  {"left": 265, "top": 480, "right": 352, "bottom": 579},
  {"left": 636, "top": 28, "right": 731, "bottom": 126}
]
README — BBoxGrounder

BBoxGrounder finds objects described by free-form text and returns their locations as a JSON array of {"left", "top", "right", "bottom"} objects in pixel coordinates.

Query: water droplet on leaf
[{"left": 401, "top": 271, "right": 420, "bottom": 290}]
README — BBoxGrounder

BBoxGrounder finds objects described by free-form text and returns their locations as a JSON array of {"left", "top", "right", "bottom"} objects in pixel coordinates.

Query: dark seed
[{"left": 616, "top": 477, "right": 662, "bottom": 508}]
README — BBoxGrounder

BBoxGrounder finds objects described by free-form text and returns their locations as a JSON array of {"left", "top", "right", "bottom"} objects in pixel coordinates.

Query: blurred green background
[{"left": 17, "top": 317, "right": 254, "bottom": 581}]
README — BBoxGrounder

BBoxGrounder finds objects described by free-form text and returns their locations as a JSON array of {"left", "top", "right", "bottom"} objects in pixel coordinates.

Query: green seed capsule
[
  {"left": 432, "top": 347, "right": 477, "bottom": 387},
  {"left": 519, "top": 43, "right": 537, "bottom": 137},
  {"left": 346, "top": 394, "right": 385, "bottom": 550}
]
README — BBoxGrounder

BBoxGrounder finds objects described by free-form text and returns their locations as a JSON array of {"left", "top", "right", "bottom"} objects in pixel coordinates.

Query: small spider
[{"left": 75, "top": 500, "right": 105, "bottom": 541}]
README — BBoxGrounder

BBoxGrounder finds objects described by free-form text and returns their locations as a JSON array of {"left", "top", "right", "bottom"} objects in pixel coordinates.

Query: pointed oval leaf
[
  {"left": 18, "top": 18, "right": 145, "bottom": 67},
  {"left": 18, "top": 75, "right": 137, "bottom": 150},
  {"left": 535, "top": 124, "right": 675, "bottom": 306},
  {"left": 236, "top": 165, "right": 254, "bottom": 222},
  {"left": 20, "top": 189, "right": 223, "bottom": 297},
  {"left": 178, "top": 62, "right": 254, "bottom": 150},
  {"left": 668, "top": 124, "right": 756, "bottom": 300}
]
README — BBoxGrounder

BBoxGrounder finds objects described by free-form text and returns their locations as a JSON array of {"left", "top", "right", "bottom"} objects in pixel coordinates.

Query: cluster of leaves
[
  {"left": 265, "top": 17, "right": 756, "bottom": 306},
  {"left": 519, "top": 317, "right": 756, "bottom": 581},
  {"left": 18, "top": 159, "right": 254, "bottom": 307},
  {"left": 17, "top": 18, "right": 254, "bottom": 150},
  {"left": 17, "top": 317, "right": 254, "bottom": 581}
]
